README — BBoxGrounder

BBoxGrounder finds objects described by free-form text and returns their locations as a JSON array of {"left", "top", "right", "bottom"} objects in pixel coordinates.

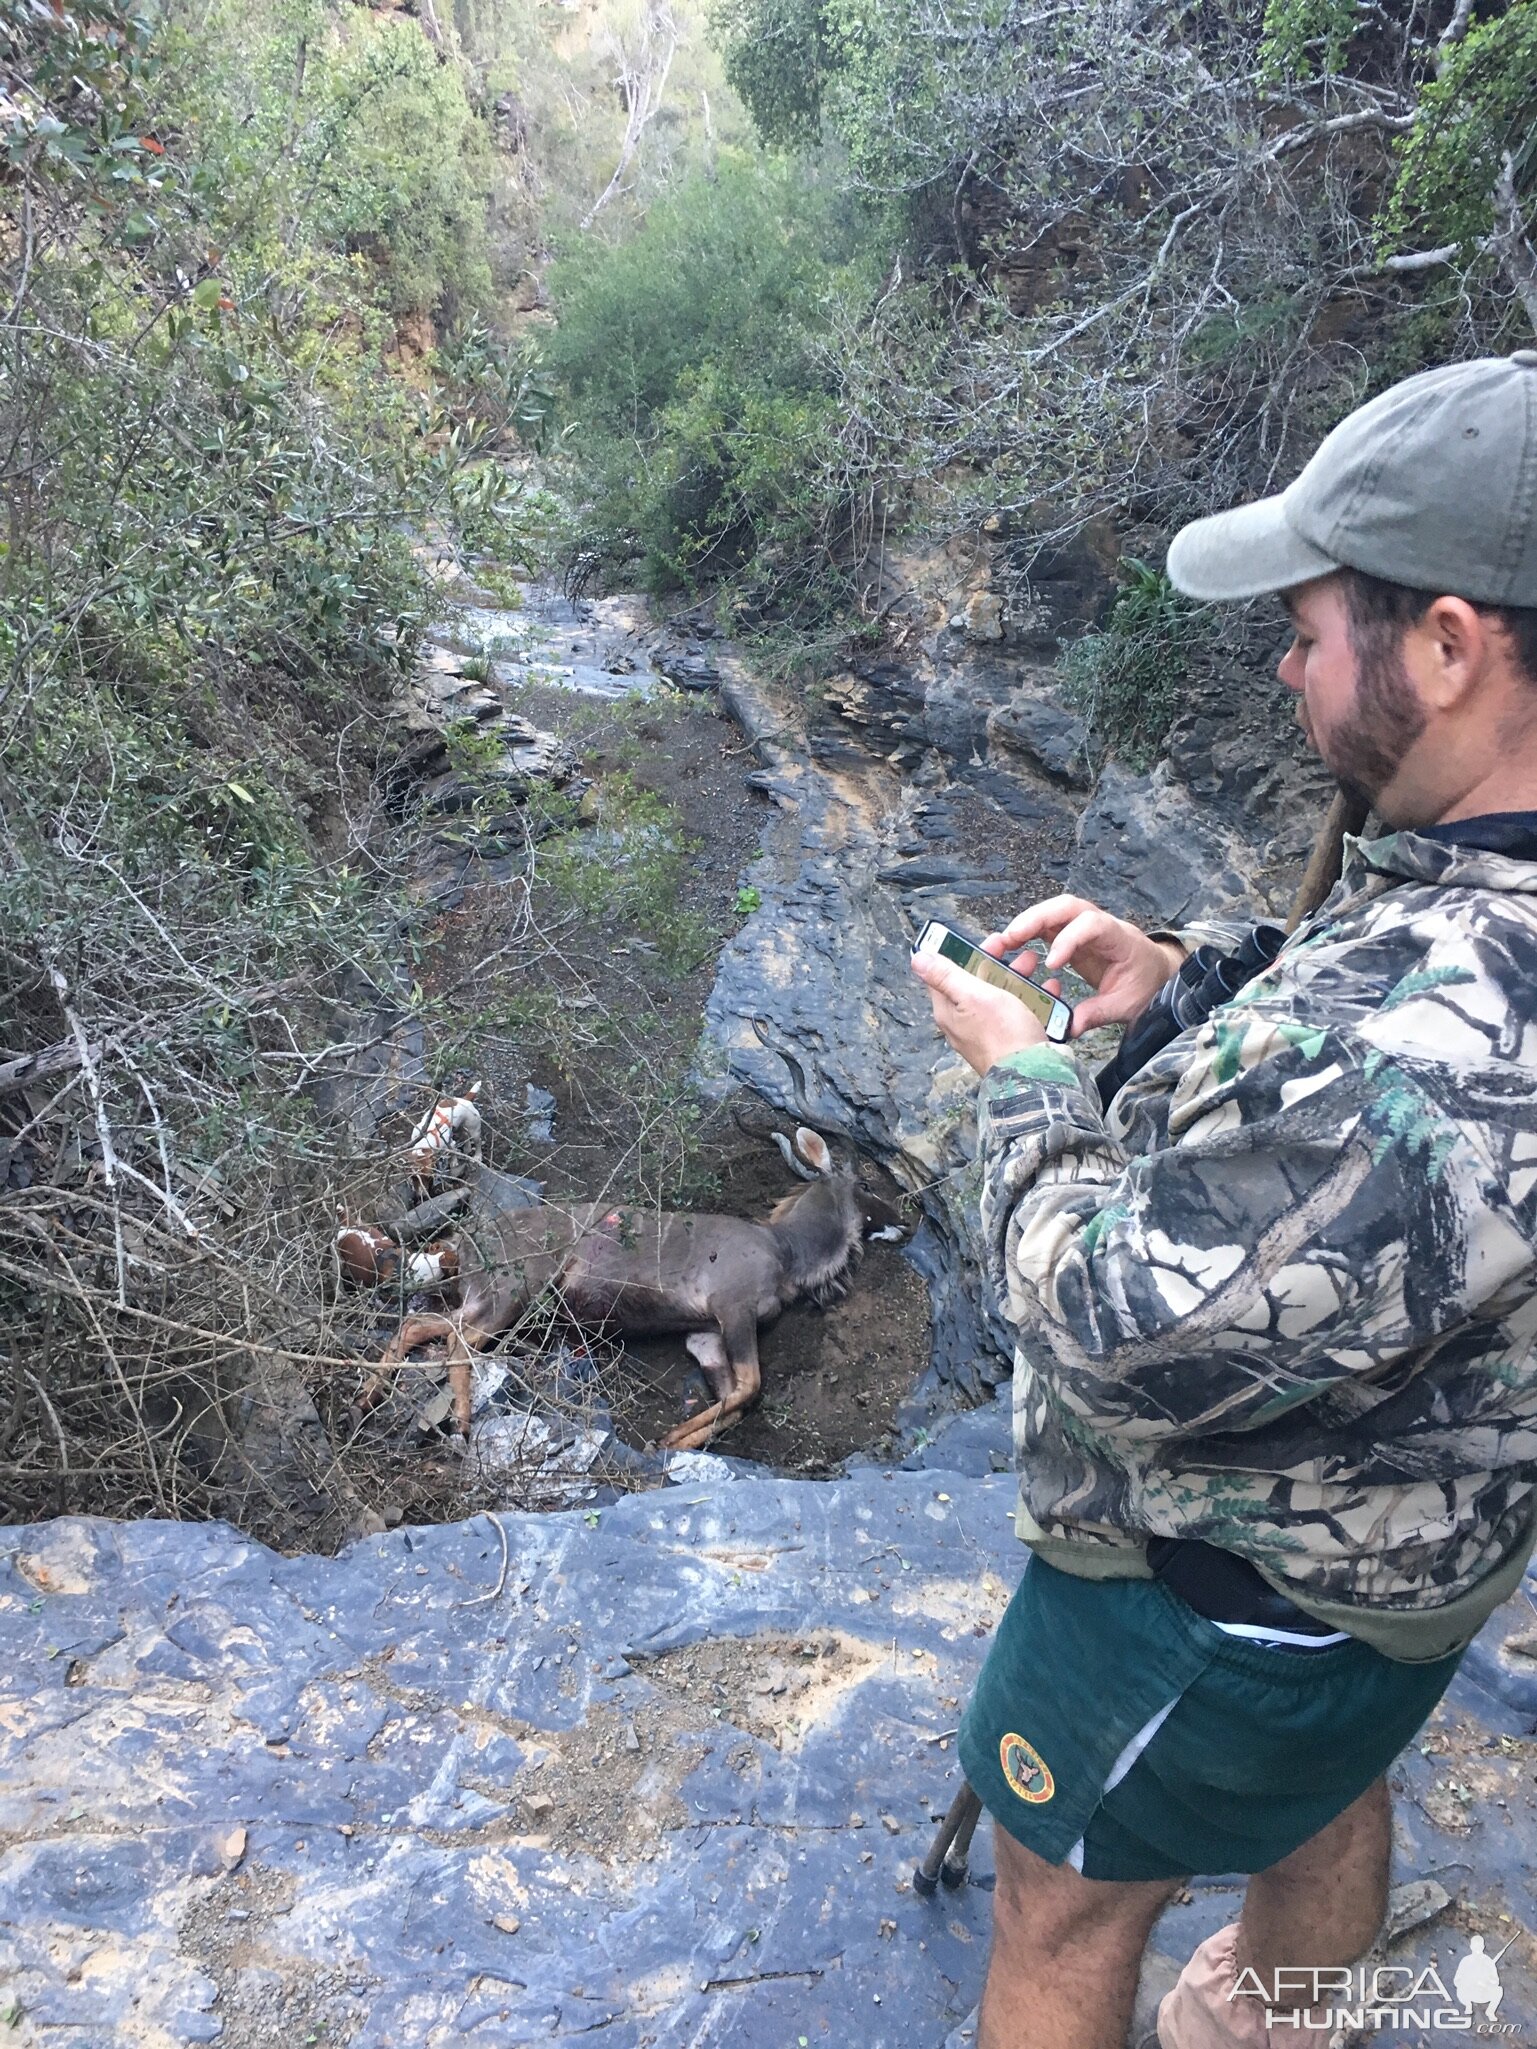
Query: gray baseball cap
[{"left": 1166, "top": 352, "right": 1537, "bottom": 606}]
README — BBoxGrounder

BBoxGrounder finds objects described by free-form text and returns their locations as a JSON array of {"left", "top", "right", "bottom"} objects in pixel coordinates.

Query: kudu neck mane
[{"left": 767, "top": 1178, "right": 863, "bottom": 1300}]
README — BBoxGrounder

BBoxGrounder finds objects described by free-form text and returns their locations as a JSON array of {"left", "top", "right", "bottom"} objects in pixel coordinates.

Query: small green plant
[
  {"left": 460, "top": 653, "right": 494, "bottom": 683},
  {"left": 541, "top": 773, "right": 718, "bottom": 973},
  {"left": 443, "top": 718, "right": 507, "bottom": 775},
  {"left": 734, "top": 884, "right": 763, "bottom": 916},
  {"left": 473, "top": 565, "right": 528, "bottom": 610},
  {"left": 1059, "top": 561, "right": 1209, "bottom": 770}
]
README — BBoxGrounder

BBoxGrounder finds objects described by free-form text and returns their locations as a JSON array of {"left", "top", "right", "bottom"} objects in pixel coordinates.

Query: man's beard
[{"left": 1315, "top": 625, "right": 1425, "bottom": 809}]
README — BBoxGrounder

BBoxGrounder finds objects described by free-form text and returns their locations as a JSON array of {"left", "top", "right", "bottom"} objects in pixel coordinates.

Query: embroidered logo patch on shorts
[{"left": 999, "top": 1732, "right": 1055, "bottom": 1804}]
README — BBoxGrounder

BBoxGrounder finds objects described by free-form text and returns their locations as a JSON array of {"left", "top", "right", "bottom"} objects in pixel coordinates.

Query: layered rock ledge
[{"left": 4, "top": 1460, "right": 1537, "bottom": 2044}]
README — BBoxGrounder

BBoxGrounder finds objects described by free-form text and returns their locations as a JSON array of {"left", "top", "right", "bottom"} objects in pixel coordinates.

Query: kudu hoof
[
  {"left": 678, "top": 1367, "right": 714, "bottom": 1418},
  {"left": 659, "top": 1410, "right": 724, "bottom": 1453}
]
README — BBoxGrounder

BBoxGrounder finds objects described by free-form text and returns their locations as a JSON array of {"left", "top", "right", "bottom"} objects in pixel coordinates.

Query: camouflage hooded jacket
[{"left": 978, "top": 828, "right": 1537, "bottom": 1660}]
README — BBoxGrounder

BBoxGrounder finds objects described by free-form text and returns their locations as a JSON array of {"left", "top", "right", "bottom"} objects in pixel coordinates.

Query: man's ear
[{"left": 1410, "top": 596, "right": 1488, "bottom": 711}]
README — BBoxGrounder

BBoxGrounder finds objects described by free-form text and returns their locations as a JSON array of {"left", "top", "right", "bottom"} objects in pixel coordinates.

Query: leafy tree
[
  {"left": 451, "top": 0, "right": 754, "bottom": 241},
  {"left": 710, "top": 0, "right": 833, "bottom": 146},
  {"left": 690, "top": 0, "right": 1534, "bottom": 599},
  {"left": 547, "top": 150, "right": 875, "bottom": 588},
  {"left": 165, "top": 0, "right": 495, "bottom": 317},
  {"left": 1383, "top": 2, "right": 1537, "bottom": 325}
]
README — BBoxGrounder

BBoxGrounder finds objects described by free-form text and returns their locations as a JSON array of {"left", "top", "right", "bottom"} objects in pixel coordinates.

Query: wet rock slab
[
  {"left": 0, "top": 1474, "right": 1021, "bottom": 2046},
  {"left": 5, "top": 1481, "right": 1537, "bottom": 2044}
]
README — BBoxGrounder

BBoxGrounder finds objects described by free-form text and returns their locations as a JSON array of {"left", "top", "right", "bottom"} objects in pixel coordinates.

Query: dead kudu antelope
[{"left": 355, "top": 1128, "right": 905, "bottom": 1447}]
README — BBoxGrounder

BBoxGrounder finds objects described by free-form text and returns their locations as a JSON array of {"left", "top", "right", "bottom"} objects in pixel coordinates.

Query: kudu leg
[
  {"left": 357, "top": 1312, "right": 481, "bottom": 1438},
  {"left": 659, "top": 1312, "right": 761, "bottom": 1452},
  {"left": 660, "top": 1330, "right": 730, "bottom": 1448},
  {"left": 677, "top": 1329, "right": 731, "bottom": 1418},
  {"left": 914, "top": 1782, "right": 983, "bottom": 1897}
]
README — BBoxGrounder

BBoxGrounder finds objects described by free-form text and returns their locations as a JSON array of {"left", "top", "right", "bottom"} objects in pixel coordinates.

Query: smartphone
[{"left": 913, "top": 919, "right": 1074, "bottom": 1042}]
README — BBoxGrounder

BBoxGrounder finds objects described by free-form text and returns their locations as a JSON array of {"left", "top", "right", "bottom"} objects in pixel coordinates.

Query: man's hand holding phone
[
  {"left": 988, "top": 896, "right": 1186, "bottom": 1036},
  {"left": 911, "top": 895, "right": 1186, "bottom": 1078},
  {"left": 911, "top": 920, "right": 1068, "bottom": 1077}
]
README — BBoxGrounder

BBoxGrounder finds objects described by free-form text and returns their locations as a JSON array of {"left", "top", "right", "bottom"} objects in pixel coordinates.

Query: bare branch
[
  {"left": 0, "top": 1036, "right": 92, "bottom": 1098},
  {"left": 1381, "top": 243, "right": 1459, "bottom": 272},
  {"left": 1490, "top": 156, "right": 1537, "bottom": 335},
  {"left": 47, "top": 969, "right": 126, "bottom": 1306},
  {"left": 1438, "top": 0, "right": 1478, "bottom": 53},
  {"left": 580, "top": 4, "right": 679, "bottom": 231}
]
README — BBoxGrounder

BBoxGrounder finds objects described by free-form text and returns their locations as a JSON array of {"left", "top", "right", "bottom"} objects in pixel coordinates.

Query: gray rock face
[
  {"left": 4, "top": 1491, "right": 1535, "bottom": 2045},
  {"left": 707, "top": 663, "right": 1019, "bottom": 1410},
  {"left": 986, "top": 689, "right": 1092, "bottom": 789},
  {"left": 919, "top": 653, "right": 1023, "bottom": 763},
  {"left": 704, "top": 653, "right": 1279, "bottom": 1414},
  {"left": 0, "top": 1478, "right": 1019, "bottom": 2046},
  {"left": 1070, "top": 763, "right": 1282, "bottom": 927}
]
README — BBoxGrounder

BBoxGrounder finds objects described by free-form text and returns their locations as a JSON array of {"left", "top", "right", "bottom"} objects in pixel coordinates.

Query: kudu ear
[
  {"left": 771, "top": 1129, "right": 820, "bottom": 1181},
  {"left": 793, "top": 1127, "right": 834, "bottom": 1177}
]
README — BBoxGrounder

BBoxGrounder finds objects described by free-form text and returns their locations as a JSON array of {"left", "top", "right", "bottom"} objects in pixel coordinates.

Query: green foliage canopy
[
  {"left": 546, "top": 150, "right": 875, "bottom": 589},
  {"left": 1384, "top": 2, "right": 1537, "bottom": 255},
  {"left": 709, "top": 0, "right": 833, "bottom": 147},
  {"left": 172, "top": 0, "right": 495, "bottom": 317}
]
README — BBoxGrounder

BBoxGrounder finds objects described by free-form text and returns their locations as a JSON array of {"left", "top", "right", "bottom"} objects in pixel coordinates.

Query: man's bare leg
[
  {"left": 979, "top": 1822, "right": 1183, "bottom": 2049},
  {"left": 1239, "top": 1778, "right": 1390, "bottom": 1979},
  {"left": 1156, "top": 1781, "right": 1391, "bottom": 2049}
]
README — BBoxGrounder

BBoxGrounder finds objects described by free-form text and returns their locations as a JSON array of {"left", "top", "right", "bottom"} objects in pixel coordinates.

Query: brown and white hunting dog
[{"left": 403, "top": 1085, "right": 482, "bottom": 1199}]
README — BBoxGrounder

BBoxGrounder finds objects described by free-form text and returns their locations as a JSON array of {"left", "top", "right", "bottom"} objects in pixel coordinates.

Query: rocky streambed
[
  {"left": 6, "top": 560, "right": 1537, "bottom": 2042},
  {"left": 366, "top": 547, "right": 1321, "bottom": 1453}
]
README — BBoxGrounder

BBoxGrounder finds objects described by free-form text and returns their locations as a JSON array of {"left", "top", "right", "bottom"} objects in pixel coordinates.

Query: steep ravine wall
[{"left": 693, "top": 529, "right": 1327, "bottom": 1417}]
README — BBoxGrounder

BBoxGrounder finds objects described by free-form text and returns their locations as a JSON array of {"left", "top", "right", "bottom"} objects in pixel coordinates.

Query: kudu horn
[
  {"left": 1287, "top": 787, "right": 1370, "bottom": 933},
  {"left": 750, "top": 1016, "right": 822, "bottom": 1127}
]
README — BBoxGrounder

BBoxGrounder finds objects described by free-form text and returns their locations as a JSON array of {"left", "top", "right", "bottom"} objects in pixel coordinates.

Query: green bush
[
  {"left": 167, "top": 0, "right": 495, "bottom": 319},
  {"left": 546, "top": 150, "right": 877, "bottom": 592},
  {"left": 1059, "top": 562, "right": 1210, "bottom": 770}
]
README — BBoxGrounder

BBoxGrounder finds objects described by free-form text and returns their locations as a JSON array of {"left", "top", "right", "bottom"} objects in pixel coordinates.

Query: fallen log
[{"left": 0, "top": 1038, "right": 96, "bottom": 1099}]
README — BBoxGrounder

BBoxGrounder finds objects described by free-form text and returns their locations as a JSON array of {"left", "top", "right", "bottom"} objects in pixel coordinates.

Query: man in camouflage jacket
[
  {"left": 992, "top": 823, "right": 1537, "bottom": 1657},
  {"left": 913, "top": 354, "right": 1537, "bottom": 2049}
]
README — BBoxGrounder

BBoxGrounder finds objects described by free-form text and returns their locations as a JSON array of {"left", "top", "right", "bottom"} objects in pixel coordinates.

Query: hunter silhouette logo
[
  {"left": 999, "top": 1732, "right": 1054, "bottom": 1804},
  {"left": 1453, "top": 1935, "right": 1508, "bottom": 2023}
]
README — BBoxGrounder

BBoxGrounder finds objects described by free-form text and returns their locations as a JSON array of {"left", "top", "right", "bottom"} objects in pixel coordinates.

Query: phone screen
[{"left": 914, "top": 921, "right": 1073, "bottom": 1042}]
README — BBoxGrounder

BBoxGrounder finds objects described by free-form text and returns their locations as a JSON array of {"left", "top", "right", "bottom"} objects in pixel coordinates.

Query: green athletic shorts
[{"left": 958, "top": 1555, "right": 1464, "bottom": 1882}]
